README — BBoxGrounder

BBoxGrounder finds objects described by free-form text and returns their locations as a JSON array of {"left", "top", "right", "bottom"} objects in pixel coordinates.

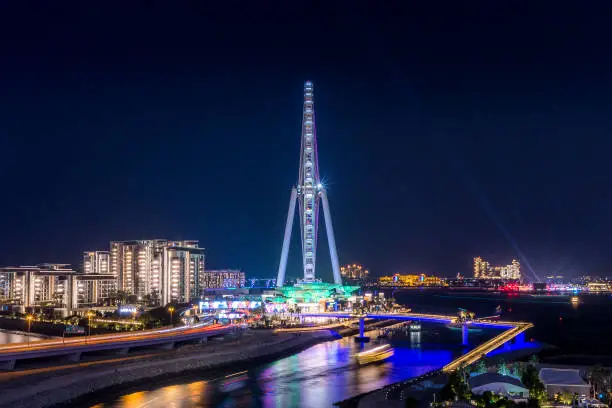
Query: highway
[{"left": 0, "top": 322, "right": 233, "bottom": 369}]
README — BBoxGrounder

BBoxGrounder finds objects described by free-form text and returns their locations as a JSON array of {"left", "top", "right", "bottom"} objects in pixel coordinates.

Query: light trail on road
[{"left": 0, "top": 323, "right": 228, "bottom": 355}]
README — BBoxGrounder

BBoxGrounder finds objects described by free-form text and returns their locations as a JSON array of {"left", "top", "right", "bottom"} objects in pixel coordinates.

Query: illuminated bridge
[
  {"left": 298, "top": 311, "right": 533, "bottom": 372},
  {"left": 0, "top": 323, "right": 233, "bottom": 370}
]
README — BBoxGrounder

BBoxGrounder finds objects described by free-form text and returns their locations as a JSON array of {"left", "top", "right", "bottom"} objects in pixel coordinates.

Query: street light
[
  {"left": 168, "top": 306, "right": 175, "bottom": 326},
  {"left": 26, "top": 315, "right": 34, "bottom": 348},
  {"left": 86, "top": 311, "right": 94, "bottom": 344}
]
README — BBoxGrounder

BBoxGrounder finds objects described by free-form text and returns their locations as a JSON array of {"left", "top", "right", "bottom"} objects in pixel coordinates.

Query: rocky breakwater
[{"left": 0, "top": 329, "right": 335, "bottom": 408}]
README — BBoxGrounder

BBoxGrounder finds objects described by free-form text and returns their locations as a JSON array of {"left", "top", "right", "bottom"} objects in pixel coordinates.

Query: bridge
[
  {"left": 298, "top": 311, "right": 533, "bottom": 371},
  {"left": 441, "top": 321, "right": 533, "bottom": 372},
  {"left": 0, "top": 322, "right": 233, "bottom": 370}
]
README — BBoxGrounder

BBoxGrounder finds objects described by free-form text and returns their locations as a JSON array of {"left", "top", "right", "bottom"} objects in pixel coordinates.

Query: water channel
[
  {"left": 87, "top": 323, "right": 504, "bottom": 408},
  {"left": 0, "top": 329, "right": 35, "bottom": 344}
]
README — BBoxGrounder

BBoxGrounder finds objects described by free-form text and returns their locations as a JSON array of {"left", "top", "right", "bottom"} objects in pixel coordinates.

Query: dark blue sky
[{"left": 1, "top": 2, "right": 611, "bottom": 280}]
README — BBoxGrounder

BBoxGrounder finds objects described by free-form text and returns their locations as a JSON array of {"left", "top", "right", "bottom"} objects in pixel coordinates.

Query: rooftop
[
  {"left": 539, "top": 368, "right": 586, "bottom": 386},
  {"left": 469, "top": 373, "right": 526, "bottom": 389}
]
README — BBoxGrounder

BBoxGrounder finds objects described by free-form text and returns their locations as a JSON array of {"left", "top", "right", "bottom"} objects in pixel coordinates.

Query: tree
[
  {"left": 404, "top": 397, "right": 419, "bottom": 408},
  {"left": 526, "top": 398, "right": 540, "bottom": 408},
  {"left": 440, "top": 371, "right": 471, "bottom": 401},
  {"left": 482, "top": 391, "right": 497, "bottom": 408},
  {"left": 521, "top": 365, "right": 540, "bottom": 391},
  {"left": 588, "top": 365, "right": 611, "bottom": 395},
  {"left": 521, "top": 364, "right": 547, "bottom": 403},
  {"left": 498, "top": 359, "right": 509, "bottom": 376},
  {"left": 557, "top": 392, "right": 574, "bottom": 405},
  {"left": 476, "top": 359, "right": 488, "bottom": 375},
  {"left": 511, "top": 364, "right": 521, "bottom": 379},
  {"left": 530, "top": 381, "right": 547, "bottom": 402},
  {"left": 116, "top": 290, "right": 130, "bottom": 304}
]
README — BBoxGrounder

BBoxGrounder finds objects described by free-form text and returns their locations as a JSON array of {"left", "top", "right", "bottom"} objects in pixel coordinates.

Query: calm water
[
  {"left": 86, "top": 323, "right": 504, "bottom": 408},
  {"left": 0, "top": 329, "right": 33, "bottom": 344},
  {"left": 80, "top": 291, "right": 603, "bottom": 407},
  {"left": 389, "top": 290, "right": 612, "bottom": 355}
]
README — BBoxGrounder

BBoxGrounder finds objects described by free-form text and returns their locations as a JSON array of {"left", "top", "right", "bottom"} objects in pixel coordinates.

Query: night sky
[{"left": 1, "top": 3, "right": 611, "bottom": 281}]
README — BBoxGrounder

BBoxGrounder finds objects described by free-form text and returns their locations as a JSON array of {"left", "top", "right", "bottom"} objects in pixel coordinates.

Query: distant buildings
[
  {"left": 378, "top": 273, "right": 444, "bottom": 287},
  {"left": 473, "top": 257, "right": 521, "bottom": 280},
  {"left": 340, "top": 264, "right": 369, "bottom": 281},
  {"left": 202, "top": 270, "right": 245, "bottom": 289}
]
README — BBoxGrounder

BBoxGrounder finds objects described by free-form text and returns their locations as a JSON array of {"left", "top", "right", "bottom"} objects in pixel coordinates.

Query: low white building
[
  {"left": 539, "top": 368, "right": 589, "bottom": 397},
  {"left": 469, "top": 373, "right": 529, "bottom": 400}
]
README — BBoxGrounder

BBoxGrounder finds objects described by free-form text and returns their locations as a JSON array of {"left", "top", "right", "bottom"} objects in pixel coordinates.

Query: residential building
[
  {"left": 0, "top": 264, "right": 114, "bottom": 309},
  {"left": 0, "top": 264, "right": 74, "bottom": 307},
  {"left": 82, "top": 251, "right": 115, "bottom": 303},
  {"left": 473, "top": 257, "right": 521, "bottom": 280},
  {"left": 110, "top": 239, "right": 205, "bottom": 305},
  {"left": 83, "top": 251, "right": 111, "bottom": 275},
  {"left": 72, "top": 273, "right": 116, "bottom": 308}
]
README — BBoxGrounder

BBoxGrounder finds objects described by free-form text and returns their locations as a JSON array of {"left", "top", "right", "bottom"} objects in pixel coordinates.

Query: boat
[
  {"left": 570, "top": 296, "right": 579, "bottom": 304},
  {"left": 355, "top": 344, "right": 394, "bottom": 365},
  {"left": 409, "top": 322, "right": 421, "bottom": 331}
]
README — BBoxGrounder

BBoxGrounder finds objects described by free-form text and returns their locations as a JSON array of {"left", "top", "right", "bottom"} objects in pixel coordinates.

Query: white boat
[{"left": 355, "top": 344, "right": 394, "bottom": 365}]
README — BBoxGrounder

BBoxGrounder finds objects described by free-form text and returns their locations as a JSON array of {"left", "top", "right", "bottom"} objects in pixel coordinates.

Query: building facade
[
  {"left": 0, "top": 264, "right": 115, "bottom": 309},
  {"left": 110, "top": 240, "right": 205, "bottom": 305},
  {"left": 340, "top": 264, "right": 369, "bottom": 281},
  {"left": 0, "top": 264, "right": 73, "bottom": 307},
  {"left": 202, "top": 270, "right": 245, "bottom": 289},
  {"left": 378, "top": 273, "right": 444, "bottom": 287},
  {"left": 82, "top": 251, "right": 115, "bottom": 303},
  {"left": 83, "top": 251, "right": 111, "bottom": 275},
  {"left": 473, "top": 257, "right": 521, "bottom": 280}
]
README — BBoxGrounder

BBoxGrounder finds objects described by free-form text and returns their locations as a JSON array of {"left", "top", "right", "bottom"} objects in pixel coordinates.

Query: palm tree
[
  {"left": 588, "top": 365, "right": 611, "bottom": 396},
  {"left": 116, "top": 290, "right": 130, "bottom": 304}
]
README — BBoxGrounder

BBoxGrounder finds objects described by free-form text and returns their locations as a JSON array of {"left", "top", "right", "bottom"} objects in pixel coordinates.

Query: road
[{"left": 0, "top": 323, "right": 223, "bottom": 354}]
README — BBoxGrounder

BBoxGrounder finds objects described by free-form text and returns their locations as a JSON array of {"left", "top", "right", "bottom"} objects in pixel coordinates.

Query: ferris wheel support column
[
  {"left": 276, "top": 187, "right": 297, "bottom": 287},
  {"left": 320, "top": 189, "right": 342, "bottom": 285}
]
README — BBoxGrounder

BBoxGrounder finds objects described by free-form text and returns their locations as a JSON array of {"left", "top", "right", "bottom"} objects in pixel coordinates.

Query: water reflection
[
  {"left": 91, "top": 325, "right": 497, "bottom": 408},
  {"left": 0, "top": 330, "right": 33, "bottom": 344}
]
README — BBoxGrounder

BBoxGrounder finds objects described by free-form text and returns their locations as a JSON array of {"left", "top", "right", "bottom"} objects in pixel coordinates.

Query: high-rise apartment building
[
  {"left": 83, "top": 251, "right": 111, "bottom": 275},
  {"left": 81, "top": 251, "right": 115, "bottom": 304},
  {"left": 473, "top": 257, "right": 520, "bottom": 280},
  {"left": 110, "top": 240, "right": 205, "bottom": 305},
  {"left": 473, "top": 257, "right": 490, "bottom": 279}
]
